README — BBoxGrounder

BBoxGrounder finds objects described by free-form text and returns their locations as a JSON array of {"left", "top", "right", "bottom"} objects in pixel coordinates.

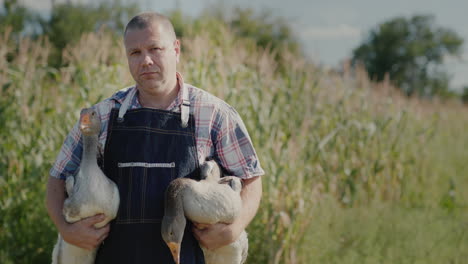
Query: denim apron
[{"left": 95, "top": 87, "right": 205, "bottom": 264}]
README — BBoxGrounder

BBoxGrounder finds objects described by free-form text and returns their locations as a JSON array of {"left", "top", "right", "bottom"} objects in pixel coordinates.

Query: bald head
[{"left": 124, "top": 12, "right": 176, "bottom": 41}]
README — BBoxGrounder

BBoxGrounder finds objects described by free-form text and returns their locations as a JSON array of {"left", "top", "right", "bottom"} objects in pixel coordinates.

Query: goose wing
[{"left": 182, "top": 181, "right": 242, "bottom": 224}]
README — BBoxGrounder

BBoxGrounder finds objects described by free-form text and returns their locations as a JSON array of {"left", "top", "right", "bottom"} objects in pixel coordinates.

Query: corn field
[{"left": 0, "top": 21, "right": 467, "bottom": 263}]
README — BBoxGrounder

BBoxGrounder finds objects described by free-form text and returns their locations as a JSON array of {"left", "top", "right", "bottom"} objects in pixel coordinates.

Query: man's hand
[
  {"left": 46, "top": 177, "right": 110, "bottom": 251},
  {"left": 192, "top": 176, "right": 262, "bottom": 251},
  {"left": 192, "top": 222, "right": 242, "bottom": 250},
  {"left": 60, "top": 214, "right": 110, "bottom": 250}
]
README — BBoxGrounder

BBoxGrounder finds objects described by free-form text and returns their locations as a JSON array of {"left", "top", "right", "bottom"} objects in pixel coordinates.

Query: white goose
[
  {"left": 161, "top": 160, "right": 248, "bottom": 264},
  {"left": 52, "top": 108, "right": 120, "bottom": 264}
]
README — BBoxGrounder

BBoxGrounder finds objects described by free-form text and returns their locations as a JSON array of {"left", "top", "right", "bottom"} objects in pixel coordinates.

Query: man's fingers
[
  {"left": 85, "top": 214, "right": 105, "bottom": 226},
  {"left": 98, "top": 231, "right": 109, "bottom": 243},
  {"left": 193, "top": 222, "right": 211, "bottom": 230},
  {"left": 95, "top": 224, "right": 110, "bottom": 236},
  {"left": 192, "top": 229, "right": 207, "bottom": 248},
  {"left": 90, "top": 228, "right": 109, "bottom": 248},
  {"left": 192, "top": 227, "right": 202, "bottom": 240}
]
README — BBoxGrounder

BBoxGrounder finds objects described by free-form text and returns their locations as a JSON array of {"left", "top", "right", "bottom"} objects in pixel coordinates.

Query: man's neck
[{"left": 138, "top": 81, "right": 179, "bottom": 109}]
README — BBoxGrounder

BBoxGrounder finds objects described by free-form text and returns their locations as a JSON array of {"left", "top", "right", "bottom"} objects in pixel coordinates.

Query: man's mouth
[{"left": 140, "top": 71, "right": 158, "bottom": 76}]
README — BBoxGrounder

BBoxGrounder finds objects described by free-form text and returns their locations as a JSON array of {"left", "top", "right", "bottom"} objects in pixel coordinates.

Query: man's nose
[{"left": 142, "top": 54, "right": 154, "bottom": 66}]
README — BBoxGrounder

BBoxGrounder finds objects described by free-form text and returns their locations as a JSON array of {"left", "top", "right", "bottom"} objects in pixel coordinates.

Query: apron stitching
[
  {"left": 123, "top": 108, "right": 182, "bottom": 116},
  {"left": 171, "top": 164, "right": 174, "bottom": 180},
  {"left": 112, "top": 127, "right": 193, "bottom": 136},
  {"left": 103, "top": 109, "right": 117, "bottom": 169},
  {"left": 127, "top": 168, "right": 132, "bottom": 220},
  {"left": 114, "top": 219, "right": 162, "bottom": 224},
  {"left": 118, "top": 162, "right": 176, "bottom": 168},
  {"left": 141, "top": 168, "right": 147, "bottom": 220},
  {"left": 117, "top": 167, "right": 123, "bottom": 221}
]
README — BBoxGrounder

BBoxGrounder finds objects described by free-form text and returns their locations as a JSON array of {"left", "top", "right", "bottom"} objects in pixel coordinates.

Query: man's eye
[{"left": 131, "top": 51, "right": 140, "bottom": 55}]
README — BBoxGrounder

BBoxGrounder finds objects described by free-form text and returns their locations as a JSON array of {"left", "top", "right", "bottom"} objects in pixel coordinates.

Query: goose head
[
  {"left": 162, "top": 179, "right": 187, "bottom": 264},
  {"left": 200, "top": 159, "right": 223, "bottom": 182},
  {"left": 79, "top": 108, "right": 100, "bottom": 136},
  {"left": 161, "top": 215, "right": 185, "bottom": 264}
]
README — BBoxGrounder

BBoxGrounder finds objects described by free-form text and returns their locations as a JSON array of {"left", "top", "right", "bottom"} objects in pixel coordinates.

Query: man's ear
[{"left": 174, "top": 39, "right": 181, "bottom": 63}]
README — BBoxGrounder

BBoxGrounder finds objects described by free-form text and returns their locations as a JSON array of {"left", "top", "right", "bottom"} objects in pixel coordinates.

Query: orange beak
[
  {"left": 167, "top": 242, "right": 181, "bottom": 264},
  {"left": 80, "top": 113, "right": 91, "bottom": 131}
]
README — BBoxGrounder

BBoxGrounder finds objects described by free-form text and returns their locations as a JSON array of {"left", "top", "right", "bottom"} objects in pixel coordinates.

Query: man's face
[{"left": 124, "top": 23, "right": 180, "bottom": 94}]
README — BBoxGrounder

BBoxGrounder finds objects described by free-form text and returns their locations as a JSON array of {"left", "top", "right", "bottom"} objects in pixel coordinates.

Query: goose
[
  {"left": 161, "top": 160, "right": 248, "bottom": 264},
  {"left": 52, "top": 108, "right": 120, "bottom": 264}
]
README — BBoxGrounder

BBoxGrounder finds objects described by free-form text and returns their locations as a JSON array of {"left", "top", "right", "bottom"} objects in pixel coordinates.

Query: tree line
[
  {"left": 1, "top": 0, "right": 467, "bottom": 102},
  {"left": 352, "top": 14, "right": 466, "bottom": 101}
]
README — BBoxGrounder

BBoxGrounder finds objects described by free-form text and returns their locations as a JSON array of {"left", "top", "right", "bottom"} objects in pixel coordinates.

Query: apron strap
[
  {"left": 117, "top": 87, "right": 137, "bottom": 122},
  {"left": 180, "top": 83, "right": 190, "bottom": 128}
]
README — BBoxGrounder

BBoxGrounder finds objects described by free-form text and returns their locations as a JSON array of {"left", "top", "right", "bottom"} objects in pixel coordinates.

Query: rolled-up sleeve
[{"left": 213, "top": 108, "right": 265, "bottom": 179}]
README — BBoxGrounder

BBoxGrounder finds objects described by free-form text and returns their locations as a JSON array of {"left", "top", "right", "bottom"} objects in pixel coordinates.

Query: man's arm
[
  {"left": 193, "top": 175, "right": 262, "bottom": 250},
  {"left": 46, "top": 176, "right": 110, "bottom": 250}
]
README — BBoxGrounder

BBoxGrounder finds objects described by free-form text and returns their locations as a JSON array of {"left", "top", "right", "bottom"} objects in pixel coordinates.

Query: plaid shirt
[{"left": 50, "top": 73, "right": 264, "bottom": 180}]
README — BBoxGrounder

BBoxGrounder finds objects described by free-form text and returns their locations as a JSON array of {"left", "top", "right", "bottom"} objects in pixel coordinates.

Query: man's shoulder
[
  {"left": 109, "top": 86, "right": 135, "bottom": 104},
  {"left": 92, "top": 86, "right": 134, "bottom": 115},
  {"left": 185, "top": 83, "right": 237, "bottom": 116}
]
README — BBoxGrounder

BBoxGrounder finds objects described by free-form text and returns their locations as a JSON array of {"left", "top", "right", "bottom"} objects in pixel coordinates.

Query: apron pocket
[{"left": 116, "top": 162, "right": 175, "bottom": 223}]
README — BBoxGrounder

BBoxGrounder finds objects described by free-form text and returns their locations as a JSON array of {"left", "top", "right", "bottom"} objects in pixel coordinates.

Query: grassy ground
[
  {"left": 0, "top": 24, "right": 467, "bottom": 263},
  {"left": 304, "top": 200, "right": 468, "bottom": 264}
]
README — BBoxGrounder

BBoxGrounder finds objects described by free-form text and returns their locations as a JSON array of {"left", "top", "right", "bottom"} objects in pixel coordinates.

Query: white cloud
[{"left": 301, "top": 24, "right": 362, "bottom": 40}]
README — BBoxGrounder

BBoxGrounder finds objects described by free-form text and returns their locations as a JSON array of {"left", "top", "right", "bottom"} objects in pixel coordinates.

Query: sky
[{"left": 19, "top": 0, "right": 468, "bottom": 91}]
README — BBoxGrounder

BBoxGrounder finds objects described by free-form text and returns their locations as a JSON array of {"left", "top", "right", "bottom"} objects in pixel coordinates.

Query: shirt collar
[{"left": 113, "top": 72, "right": 186, "bottom": 111}]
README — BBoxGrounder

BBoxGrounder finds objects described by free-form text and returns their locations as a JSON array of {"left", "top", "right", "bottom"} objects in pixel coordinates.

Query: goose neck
[
  {"left": 165, "top": 180, "right": 194, "bottom": 221},
  {"left": 81, "top": 134, "right": 99, "bottom": 167}
]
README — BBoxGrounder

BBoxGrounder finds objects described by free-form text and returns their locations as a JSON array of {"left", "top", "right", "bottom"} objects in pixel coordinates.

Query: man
[{"left": 46, "top": 12, "right": 264, "bottom": 263}]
